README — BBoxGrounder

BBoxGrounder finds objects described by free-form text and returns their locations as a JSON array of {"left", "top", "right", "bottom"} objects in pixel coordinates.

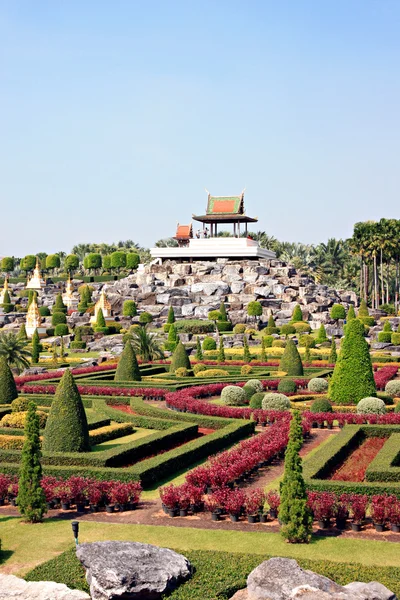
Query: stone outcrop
[
  {"left": 76, "top": 541, "right": 192, "bottom": 600},
  {"left": 0, "top": 574, "right": 89, "bottom": 600},
  {"left": 230, "top": 558, "right": 396, "bottom": 600}
]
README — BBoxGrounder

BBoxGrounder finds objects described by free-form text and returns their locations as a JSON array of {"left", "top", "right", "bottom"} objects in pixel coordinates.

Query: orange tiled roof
[{"left": 175, "top": 223, "right": 193, "bottom": 239}]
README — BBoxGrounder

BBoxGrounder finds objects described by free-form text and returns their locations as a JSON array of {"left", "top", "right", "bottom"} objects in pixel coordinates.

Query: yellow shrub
[
  {"left": 0, "top": 435, "right": 24, "bottom": 449},
  {"left": 1, "top": 411, "right": 47, "bottom": 429},
  {"left": 195, "top": 369, "right": 229, "bottom": 378}
]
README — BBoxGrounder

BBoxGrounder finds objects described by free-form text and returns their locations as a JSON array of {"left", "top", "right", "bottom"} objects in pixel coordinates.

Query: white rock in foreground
[{"left": 0, "top": 574, "right": 89, "bottom": 600}]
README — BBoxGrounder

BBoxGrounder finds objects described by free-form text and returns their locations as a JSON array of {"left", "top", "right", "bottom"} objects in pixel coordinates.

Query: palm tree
[
  {"left": 130, "top": 326, "right": 164, "bottom": 362},
  {"left": 0, "top": 332, "right": 32, "bottom": 373}
]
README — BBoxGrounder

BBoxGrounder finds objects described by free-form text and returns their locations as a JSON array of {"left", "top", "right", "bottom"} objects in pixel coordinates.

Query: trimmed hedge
[
  {"left": 366, "top": 433, "right": 400, "bottom": 482},
  {"left": 89, "top": 423, "right": 133, "bottom": 445},
  {"left": 24, "top": 548, "right": 400, "bottom": 600}
]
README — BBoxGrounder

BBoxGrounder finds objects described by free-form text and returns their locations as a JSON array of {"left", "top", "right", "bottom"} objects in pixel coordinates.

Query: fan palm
[
  {"left": 130, "top": 325, "right": 164, "bottom": 362},
  {"left": 0, "top": 331, "right": 32, "bottom": 373}
]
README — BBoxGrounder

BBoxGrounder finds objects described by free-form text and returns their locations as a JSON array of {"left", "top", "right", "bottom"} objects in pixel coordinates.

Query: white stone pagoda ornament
[
  {"left": 0, "top": 276, "right": 10, "bottom": 304},
  {"left": 90, "top": 289, "right": 112, "bottom": 324},
  {"left": 26, "top": 296, "right": 42, "bottom": 337},
  {"left": 26, "top": 258, "right": 44, "bottom": 290}
]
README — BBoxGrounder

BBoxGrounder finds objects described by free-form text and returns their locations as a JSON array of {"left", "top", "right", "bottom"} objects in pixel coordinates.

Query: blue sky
[{"left": 1, "top": 1, "right": 399, "bottom": 256}]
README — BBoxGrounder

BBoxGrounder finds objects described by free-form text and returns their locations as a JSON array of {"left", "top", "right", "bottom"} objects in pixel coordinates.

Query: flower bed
[
  {"left": 374, "top": 366, "right": 398, "bottom": 391},
  {"left": 330, "top": 437, "right": 387, "bottom": 482}
]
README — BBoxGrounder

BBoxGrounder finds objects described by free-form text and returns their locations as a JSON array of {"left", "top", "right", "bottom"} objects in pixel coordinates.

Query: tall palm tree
[
  {"left": 130, "top": 326, "right": 164, "bottom": 362},
  {"left": 0, "top": 332, "right": 32, "bottom": 373}
]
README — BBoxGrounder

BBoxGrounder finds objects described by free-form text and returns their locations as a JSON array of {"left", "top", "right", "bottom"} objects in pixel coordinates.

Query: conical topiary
[
  {"left": 383, "top": 320, "right": 392, "bottom": 332},
  {"left": 347, "top": 305, "right": 356, "bottom": 321},
  {"left": 291, "top": 304, "right": 303, "bottom": 323},
  {"left": 0, "top": 356, "right": 18, "bottom": 404},
  {"left": 329, "top": 319, "right": 376, "bottom": 405},
  {"left": 260, "top": 336, "right": 267, "bottom": 362},
  {"left": 358, "top": 299, "right": 369, "bottom": 317},
  {"left": 329, "top": 338, "right": 337, "bottom": 363},
  {"left": 42, "top": 369, "right": 90, "bottom": 452},
  {"left": 96, "top": 308, "right": 106, "bottom": 328},
  {"left": 167, "top": 306, "right": 175, "bottom": 324},
  {"left": 316, "top": 323, "right": 327, "bottom": 344},
  {"left": 167, "top": 324, "right": 179, "bottom": 352},
  {"left": 53, "top": 293, "right": 67, "bottom": 314},
  {"left": 243, "top": 335, "right": 251, "bottom": 363},
  {"left": 195, "top": 336, "right": 203, "bottom": 361},
  {"left": 31, "top": 329, "right": 40, "bottom": 364},
  {"left": 18, "top": 324, "right": 28, "bottom": 341},
  {"left": 279, "top": 338, "right": 304, "bottom": 376},
  {"left": 115, "top": 341, "right": 141, "bottom": 381},
  {"left": 170, "top": 341, "right": 191, "bottom": 373},
  {"left": 304, "top": 345, "right": 311, "bottom": 364},
  {"left": 217, "top": 337, "right": 225, "bottom": 362},
  {"left": 219, "top": 302, "right": 228, "bottom": 321}
]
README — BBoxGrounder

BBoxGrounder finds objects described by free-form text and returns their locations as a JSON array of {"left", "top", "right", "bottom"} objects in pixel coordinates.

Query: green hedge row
[
  {"left": 20, "top": 394, "right": 92, "bottom": 409},
  {"left": 89, "top": 423, "right": 133, "bottom": 445},
  {"left": 97, "top": 399, "right": 178, "bottom": 430},
  {"left": 25, "top": 548, "right": 400, "bottom": 600},
  {"left": 366, "top": 433, "right": 400, "bottom": 482}
]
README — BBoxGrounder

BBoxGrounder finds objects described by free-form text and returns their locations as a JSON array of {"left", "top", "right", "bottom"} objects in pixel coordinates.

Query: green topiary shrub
[
  {"left": 310, "top": 397, "right": 333, "bottom": 413},
  {"left": 357, "top": 397, "right": 386, "bottom": 415},
  {"left": 329, "top": 319, "right": 376, "bottom": 405},
  {"left": 195, "top": 368, "right": 229, "bottom": 378},
  {"left": 278, "top": 379, "right": 297, "bottom": 394},
  {"left": 115, "top": 341, "right": 141, "bottom": 382},
  {"left": 272, "top": 339, "right": 286, "bottom": 348},
  {"left": 378, "top": 331, "right": 392, "bottom": 343},
  {"left": 11, "top": 397, "right": 30, "bottom": 412},
  {"left": 53, "top": 294, "right": 67, "bottom": 314},
  {"left": 51, "top": 312, "right": 67, "bottom": 326},
  {"left": 279, "top": 338, "right": 304, "bottom": 376},
  {"left": 217, "top": 338, "right": 225, "bottom": 362},
  {"left": 298, "top": 335, "right": 316, "bottom": 348},
  {"left": 175, "top": 367, "right": 188, "bottom": 377},
  {"left": 221, "top": 385, "right": 246, "bottom": 406},
  {"left": 347, "top": 304, "right": 356, "bottom": 321},
  {"left": 247, "top": 301, "right": 262, "bottom": 320},
  {"left": 290, "top": 304, "right": 303, "bottom": 323},
  {"left": 385, "top": 380, "right": 400, "bottom": 398},
  {"left": 280, "top": 324, "right": 296, "bottom": 336},
  {"left": 329, "top": 339, "right": 337, "bottom": 363},
  {"left": 38, "top": 306, "right": 51, "bottom": 317},
  {"left": 249, "top": 392, "right": 265, "bottom": 409},
  {"left": 31, "top": 330, "right": 41, "bottom": 364},
  {"left": 123, "top": 300, "right": 137, "bottom": 317},
  {"left": 194, "top": 336, "right": 203, "bottom": 361},
  {"left": 54, "top": 324, "right": 69, "bottom": 336},
  {"left": 307, "top": 378, "right": 329, "bottom": 393},
  {"left": 243, "top": 379, "right": 263, "bottom": 400},
  {"left": 357, "top": 300, "right": 375, "bottom": 326},
  {"left": 292, "top": 322, "right": 311, "bottom": 334},
  {"left": 394, "top": 402, "right": 400, "bottom": 413},
  {"left": 216, "top": 321, "right": 233, "bottom": 333},
  {"left": 0, "top": 357, "right": 18, "bottom": 404},
  {"left": 193, "top": 363, "right": 207, "bottom": 375},
  {"left": 139, "top": 312, "right": 153, "bottom": 325},
  {"left": 165, "top": 324, "right": 179, "bottom": 352},
  {"left": 262, "top": 393, "right": 291, "bottom": 411},
  {"left": 263, "top": 335, "right": 274, "bottom": 347},
  {"left": 264, "top": 314, "right": 279, "bottom": 335},
  {"left": 315, "top": 323, "right": 328, "bottom": 344},
  {"left": 175, "top": 320, "right": 214, "bottom": 334},
  {"left": 202, "top": 337, "right": 216, "bottom": 351},
  {"left": 233, "top": 324, "right": 246, "bottom": 334},
  {"left": 391, "top": 333, "right": 400, "bottom": 345},
  {"left": 1, "top": 410, "right": 47, "bottom": 429},
  {"left": 330, "top": 304, "right": 346, "bottom": 321},
  {"left": 169, "top": 341, "right": 191, "bottom": 373},
  {"left": 42, "top": 370, "right": 90, "bottom": 453}
]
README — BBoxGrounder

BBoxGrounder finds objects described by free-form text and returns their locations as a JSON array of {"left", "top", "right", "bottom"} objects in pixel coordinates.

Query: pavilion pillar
[
  {"left": 238, "top": 222, "right": 240, "bottom": 237},
  {"left": 234, "top": 222, "right": 236, "bottom": 237},
  {"left": 245, "top": 222, "right": 248, "bottom": 236}
]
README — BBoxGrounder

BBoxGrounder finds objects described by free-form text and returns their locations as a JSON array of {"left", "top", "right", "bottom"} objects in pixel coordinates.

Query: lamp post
[{"left": 71, "top": 521, "right": 79, "bottom": 546}]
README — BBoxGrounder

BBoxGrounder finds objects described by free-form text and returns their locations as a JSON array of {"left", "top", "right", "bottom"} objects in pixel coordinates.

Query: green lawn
[
  {"left": 1, "top": 517, "right": 399, "bottom": 578},
  {"left": 91, "top": 428, "right": 155, "bottom": 453}
]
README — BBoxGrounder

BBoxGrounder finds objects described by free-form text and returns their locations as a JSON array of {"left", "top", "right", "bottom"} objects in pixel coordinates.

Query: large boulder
[
  {"left": 76, "top": 541, "right": 191, "bottom": 600},
  {"left": 230, "top": 558, "right": 396, "bottom": 600},
  {"left": 0, "top": 574, "right": 89, "bottom": 600}
]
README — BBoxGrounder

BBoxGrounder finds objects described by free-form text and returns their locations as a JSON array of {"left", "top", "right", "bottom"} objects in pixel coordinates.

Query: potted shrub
[
  {"left": 205, "top": 495, "right": 220, "bottom": 521},
  {"left": 245, "top": 488, "right": 265, "bottom": 523},
  {"left": 349, "top": 494, "right": 368, "bottom": 531},
  {"left": 87, "top": 480, "right": 103, "bottom": 512},
  {"left": 387, "top": 496, "right": 400, "bottom": 533},
  {"left": 68, "top": 476, "right": 88, "bottom": 513},
  {"left": 127, "top": 481, "right": 142, "bottom": 510},
  {"left": 159, "top": 484, "right": 179, "bottom": 517},
  {"left": 225, "top": 489, "right": 246, "bottom": 522},
  {"left": 371, "top": 494, "right": 388, "bottom": 532},
  {"left": 111, "top": 482, "right": 130, "bottom": 512},
  {"left": 41, "top": 476, "right": 59, "bottom": 510},
  {"left": 0, "top": 474, "right": 11, "bottom": 506},
  {"left": 334, "top": 494, "right": 350, "bottom": 530},
  {"left": 309, "top": 491, "right": 335, "bottom": 529},
  {"left": 176, "top": 484, "right": 191, "bottom": 517},
  {"left": 266, "top": 490, "right": 280, "bottom": 520},
  {"left": 187, "top": 484, "right": 204, "bottom": 513},
  {"left": 55, "top": 481, "right": 72, "bottom": 511}
]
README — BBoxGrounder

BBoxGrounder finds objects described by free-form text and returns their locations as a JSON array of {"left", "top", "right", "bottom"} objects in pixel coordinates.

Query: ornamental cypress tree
[
  {"left": 329, "top": 338, "right": 337, "bottom": 363},
  {"left": 316, "top": 323, "right": 327, "bottom": 343},
  {"left": 195, "top": 336, "right": 203, "bottom": 361},
  {"left": 329, "top": 319, "right": 376, "bottom": 405},
  {"left": 60, "top": 336, "right": 65, "bottom": 358},
  {"left": 330, "top": 303, "right": 346, "bottom": 322},
  {"left": 0, "top": 356, "right": 18, "bottom": 404},
  {"left": 2, "top": 290, "right": 13, "bottom": 312},
  {"left": 17, "top": 401, "right": 46, "bottom": 523},
  {"left": 219, "top": 302, "right": 228, "bottom": 322},
  {"left": 291, "top": 304, "right": 303, "bottom": 323},
  {"left": 96, "top": 308, "right": 106, "bottom": 328},
  {"left": 217, "top": 337, "right": 225, "bottom": 362},
  {"left": 52, "top": 342, "right": 58, "bottom": 364},
  {"left": 358, "top": 299, "right": 369, "bottom": 317},
  {"left": 268, "top": 314, "right": 276, "bottom": 328},
  {"left": 243, "top": 335, "right": 251, "bottom": 363},
  {"left": 347, "top": 304, "right": 356, "bottom": 321},
  {"left": 167, "top": 306, "right": 175, "bottom": 324},
  {"left": 279, "top": 338, "right": 304, "bottom": 376},
  {"left": 260, "top": 336, "right": 267, "bottom": 362},
  {"left": 53, "top": 293, "right": 67, "bottom": 314},
  {"left": 18, "top": 324, "right": 28, "bottom": 341},
  {"left": 42, "top": 369, "right": 90, "bottom": 452},
  {"left": 123, "top": 300, "right": 137, "bottom": 317},
  {"left": 167, "top": 324, "right": 179, "bottom": 352},
  {"left": 383, "top": 320, "right": 392, "bottom": 332},
  {"left": 304, "top": 344, "right": 311, "bottom": 364},
  {"left": 279, "top": 410, "right": 312, "bottom": 543},
  {"left": 170, "top": 341, "right": 191, "bottom": 373},
  {"left": 31, "top": 329, "right": 40, "bottom": 364},
  {"left": 115, "top": 341, "right": 141, "bottom": 381}
]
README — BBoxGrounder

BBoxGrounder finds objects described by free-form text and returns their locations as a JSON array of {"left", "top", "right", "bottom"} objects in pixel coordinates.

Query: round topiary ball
[
  {"left": 233, "top": 323, "right": 246, "bottom": 334},
  {"left": 11, "top": 397, "right": 31, "bottom": 413},
  {"left": 262, "top": 393, "right": 291, "bottom": 411},
  {"left": 221, "top": 385, "right": 246, "bottom": 406},
  {"left": 308, "top": 378, "right": 329, "bottom": 393},
  {"left": 249, "top": 392, "right": 265, "bottom": 409},
  {"left": 356, "top": 397, "right": 387, "bottom": 415},
  {"left": 310, "top": 398, "right": 333, "bottom": 413},
  {"left": 385, "top": 380, "right": 400, "bottom": 398},
  {"left": 202, "top": 336, "right": 217, "bottom": 351},
  {"left": 243, "top": 379, "right": 263, "bottom": 401},
  {"left": 277, "top": 379, "right": 297, "bottom": 394}
]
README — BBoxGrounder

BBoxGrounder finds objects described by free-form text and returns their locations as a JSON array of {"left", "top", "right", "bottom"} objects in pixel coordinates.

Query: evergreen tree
[
  {"left": 52, "top": 342, "right": 58, "bottom": 364},
  {"left": 18, "top": 324, "right": 28, "bottom": 341},
  {"left": 330, "top": 303, "right": 346, "bottom": 322},
  {"left": 279, "top": 338, "right": 304, "bottom": 376},
  {"left": 169, "top": 341, "right": 191, "bottom": 373},
  {"left": 96, "top": 308, "right": 106, "bottom": 328},
  {"left": 291, "top": 304, "right": 303, "bottom": 323},
  {"left": 316, "top": 323, "right": 327, "bottom": 343},
  {"left": 217, "top": 337, "right": 226, "bottom": 362},
  {"left": 329, "top": 319, "right": 376, "bottom": 405},
  {"left": 60, "top": 336, "right": 65, "bottom": 358},
  {"left": 75, "top": 328, "right": 82, "bottom": 342},
  {"left": 53, "top": 293, "right": 67, "bottom": 314},
  {"left": 195, "top": 336, "right": 203, "bottom": 361},
  {"left": 383, "top": 320, "right": 392, "bottom": 332},
  {"left": 115, "top": 341, "right": 141, "bottom": 381},
  {"left": 167, "top": 324, "right": 179, "bottom": 352},
  {"left": 243, "top": 335, "right": 251, "bottom": 363},
  {"left": 347, "top": 304, "right": 356, "bottom": 321},
  {"left": 267, "top": 314, "right": 276, "bottom": 328},
  {"left": 219, "top": 302, "right": 228, "bottom": 322},
  {"left": 260, "top": 336, "right": 267, "bottom": 362},
  {"left": 167, "top": 306, "right": 176, "bottom": 324},
  {"left": 304, "top": 345, "right": 311, "bottom": 364},
  {"left": 122, "top": 300, "right": 137, "bottom": 317},
  {"left": 17, "top": 401, "right": 47, "bottom": 523},
  {"left": 279, "top": 410, "right": 313, "bottom": 543},
  {"left": 2, "top": 289, "right": 13, "bottom": 312},
  {"left": 358, "top": 299, "right": 369, "bottom": 317},
  {"left": 31, "top": 329, "right": 40, "bottom": 364},
  {"left": 0, "top": 356, "right": 18, "bottom": 404},
  {"left": 42, "top": 370, "right": 90, "bottom": 452},
  {"left": 329, "top": 338, "right": 337, "bottom": 363}
]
